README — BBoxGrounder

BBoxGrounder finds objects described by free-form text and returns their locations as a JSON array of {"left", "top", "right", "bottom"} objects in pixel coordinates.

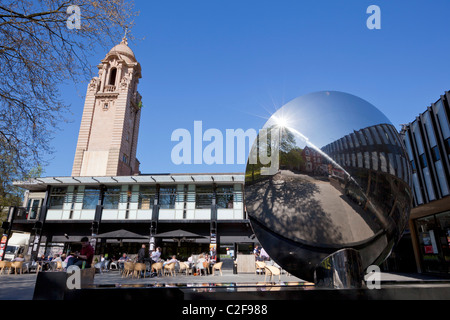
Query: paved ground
[
  {"left": 0, "top": 269, "right": 448, "bottom": 300},
  {"left": 245, "top": 171, "right": 379, "bottom": 246}
]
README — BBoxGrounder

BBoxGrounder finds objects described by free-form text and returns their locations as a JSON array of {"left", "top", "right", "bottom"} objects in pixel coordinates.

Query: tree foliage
[{"left": 0, "top": 0, "right": 138, "bottom": 204}]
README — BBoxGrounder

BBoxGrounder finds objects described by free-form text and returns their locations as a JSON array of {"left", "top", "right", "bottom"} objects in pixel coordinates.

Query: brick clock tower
[{"left": 72, "top": 37, "right": 142, "bottom": 176}]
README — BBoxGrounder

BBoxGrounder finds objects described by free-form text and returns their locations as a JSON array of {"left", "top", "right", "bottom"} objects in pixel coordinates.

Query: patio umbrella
[
  {"left": 153, "top": 229, "right": 207, "bottom": 246},
  {"left": 95, "top": 229, "right": 149, "bottom": 240}
]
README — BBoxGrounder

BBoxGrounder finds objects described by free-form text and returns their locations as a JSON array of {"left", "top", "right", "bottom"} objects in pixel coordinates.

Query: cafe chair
[
  {"left": 10, "top": 261, "right": 24, "bottom": 275},
  {"left": 163, "top": 262, "right": 176, "bottom": 277},
  {"left": 0, "top": 261, "right": 11, "bottom": 275},
  {"left": 109, "top": 261, "right": 118, "bottom": 270},
  {"left": 133, "top": 263, "right": 146, "bottom": 279},
  {"left": 255, "top": 261, "right": 266, "bottom": 274},
  {"left": 122, "top": 262, "right": 135, "bottom": 278},
  {"left": 264, "top": 266, "right": 281, "bottom": 282},
  {"left": 212, "top": 262, "right": 223, "bottom": 276},
  {"left": 151, "top": 262, "right": 163, "bottom": 277},
  {"left": 178, "top": 261, "right": 190, "bottom": 276}
]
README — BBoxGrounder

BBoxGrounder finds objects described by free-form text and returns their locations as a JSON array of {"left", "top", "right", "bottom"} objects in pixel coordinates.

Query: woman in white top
[{"left": 196, "top": 254, "right": 207, "bottom": 274}]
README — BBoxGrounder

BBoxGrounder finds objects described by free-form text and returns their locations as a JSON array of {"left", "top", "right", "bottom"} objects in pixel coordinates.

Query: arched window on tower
[{"left": 109, "top": 68, "right": 117, "bottom": 86}]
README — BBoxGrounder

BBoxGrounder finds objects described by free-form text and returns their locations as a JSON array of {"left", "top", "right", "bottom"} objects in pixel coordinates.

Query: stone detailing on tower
[{"left": 72, "top": 37, "right": 142, "bottom": 177}]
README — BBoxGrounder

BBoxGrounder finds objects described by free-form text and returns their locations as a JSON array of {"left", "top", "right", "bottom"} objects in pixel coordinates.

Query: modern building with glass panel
[
  {"left": 3, "top": 38, "right": 255, "bottom": 262},
  {"left": 10, "top": 174, "right": 250, "bottom": 261},
  {"left": 320, "top": 123, "right": 415, "bottom": 272},
  {"left": 401, "top": 90, "right": 450, "bottom": 275}
]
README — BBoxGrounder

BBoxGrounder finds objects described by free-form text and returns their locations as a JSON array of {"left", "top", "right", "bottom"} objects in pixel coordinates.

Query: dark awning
[
  {"left": 51, "top": 235, "right": 84, "bottom": 243},
  {"left": 95, "top": 229, "right": 149, "bottom": 240},
  {"left": 153, "top": 229, "right": 206, "bottom": 239}
]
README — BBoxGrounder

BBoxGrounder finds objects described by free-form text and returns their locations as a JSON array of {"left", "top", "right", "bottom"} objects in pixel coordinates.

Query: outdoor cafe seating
[
  {"left": 151, "top": 262, "right": 163, "bottom": 276},
  {"left": 0, "top": 261, "right": 11, "bottom": 275},
  {"left": 212, "top": 261, "right": 223, "bottom": 276},
  {"left": 163, "top": 262, "right": 176, "bottom": 276},
  {"left": 10, "top": 261, "right": 24, "bottom": 274}
]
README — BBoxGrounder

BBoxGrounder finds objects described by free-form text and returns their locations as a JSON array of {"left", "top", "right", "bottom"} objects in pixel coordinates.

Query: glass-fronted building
[
  {"left": 6, "top": 173, "right": 255, "bottom": 261},
  {"left": 401, "top": 90, "right": 450, "bottom": 275}
]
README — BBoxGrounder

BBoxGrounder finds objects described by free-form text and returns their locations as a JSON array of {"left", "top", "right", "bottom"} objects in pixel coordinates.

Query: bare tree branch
[{"left": 0, "top": 0, "right": 138, "bottom": 204}]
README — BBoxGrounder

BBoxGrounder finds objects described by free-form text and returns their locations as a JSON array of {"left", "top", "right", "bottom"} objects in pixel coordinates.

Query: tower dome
[{"left": 106, "top": 37, "right": 136, "bottom": 63}]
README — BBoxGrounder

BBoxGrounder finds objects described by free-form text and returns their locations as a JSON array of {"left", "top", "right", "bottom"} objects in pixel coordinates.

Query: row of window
[
  {"left": 48, "top": 185, "right": 239, "bottom": 210},
  {"left": 321, "top": 125, "right": 409, "bottom": 182},
  {"left": 324, "top": 124, "right": 401, "bottom": 155},
  {"left": 403, "top": 100, "right": 450, "bottom": 205}
]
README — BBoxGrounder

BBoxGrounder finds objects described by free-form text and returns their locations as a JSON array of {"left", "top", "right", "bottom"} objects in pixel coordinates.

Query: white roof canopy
[{"left": 13, "top": 173, "right": 245, "bottom": 191}]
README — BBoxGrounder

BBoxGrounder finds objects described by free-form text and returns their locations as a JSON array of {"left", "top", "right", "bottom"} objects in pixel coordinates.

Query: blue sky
[{"left": 47, "top": 0, "right": 450, "bottom": 177}]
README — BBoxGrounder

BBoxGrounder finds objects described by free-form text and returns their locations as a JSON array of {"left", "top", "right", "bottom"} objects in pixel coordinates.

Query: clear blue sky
[{"left": 47, "top": 0, "right": 450, "bottom": 177}]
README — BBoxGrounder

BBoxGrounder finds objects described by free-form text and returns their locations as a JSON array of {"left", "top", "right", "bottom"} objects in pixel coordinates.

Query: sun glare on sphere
[{"left": 273, "top": 115, "right": 289, "bottom": 128}]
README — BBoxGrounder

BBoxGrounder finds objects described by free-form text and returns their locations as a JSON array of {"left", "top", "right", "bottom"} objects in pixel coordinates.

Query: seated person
[
  {"left": 163, "top": 255, "right": 178, "bottom": 267},
  {"left": 12, "top": 254, "right": 25, "bottom": 262},
  {"left": 118, "top": 253, "right": 128, "bottom": 270},
  {"left": 66, "top": 237, "right": 94, "bottom": 268}
]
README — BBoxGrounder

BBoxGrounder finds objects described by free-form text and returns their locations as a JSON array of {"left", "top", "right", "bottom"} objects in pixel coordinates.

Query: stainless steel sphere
[{"left": 245, "top": 91, "right": 412, "bottom": 281}]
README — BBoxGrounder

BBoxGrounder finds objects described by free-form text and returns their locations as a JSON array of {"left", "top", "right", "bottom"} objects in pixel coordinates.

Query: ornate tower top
[{"left": 72, "top": 39, "right": 142, "bottom": 177}]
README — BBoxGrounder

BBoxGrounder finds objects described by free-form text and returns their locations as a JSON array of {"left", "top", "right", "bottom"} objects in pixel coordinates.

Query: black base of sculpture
[{"left": 314, "top": 248, "right": 365, "bottom": 289}]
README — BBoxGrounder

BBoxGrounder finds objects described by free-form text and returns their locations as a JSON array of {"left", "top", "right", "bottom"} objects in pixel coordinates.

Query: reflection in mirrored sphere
[{"left": 245, "top": 91, "right": 412, "bottom": 282}]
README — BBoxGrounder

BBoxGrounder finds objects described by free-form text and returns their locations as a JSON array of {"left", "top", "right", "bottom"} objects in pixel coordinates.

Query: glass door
[
  {"left": 26, "top": 198, "right": 41, "bottom": 220},
  {"left": 416, "top": 212, "right": 450, "bottom": 274}
]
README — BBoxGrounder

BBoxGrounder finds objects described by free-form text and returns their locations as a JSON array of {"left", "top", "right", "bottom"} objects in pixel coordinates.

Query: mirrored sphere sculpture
[{"left": 245, "top": 91, "right": 412, "bottom": 282}]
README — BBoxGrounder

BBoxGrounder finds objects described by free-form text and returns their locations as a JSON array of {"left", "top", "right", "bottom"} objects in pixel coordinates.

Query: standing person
[
  {"left": 66, "top": 237, "right": 94, "bottom": 268},
  {"left": 260, "top": 247, "right": 270, "bottom": 261},
  {"left": 137, "top": 244, "right": 148, "bottom": 263},
  {"left": 253, "top": 245, "right": 261, "bottom": 261},
  {"left": 151, "top": 247, "right": 161, "bottom": 263}
]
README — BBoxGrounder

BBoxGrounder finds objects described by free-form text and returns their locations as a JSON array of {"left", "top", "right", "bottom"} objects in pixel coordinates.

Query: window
[
  {"left": 419, "top": 153, "right": 428, "bottom": 168},
  {"left": 370, "top": 126, "right": 382, "bottom": 144},
  {"left": 357, "top": 131, "right": 367, "bottom": 146},
  {"left": 103, "top": 103, "right": 109, "bottom": 110},
  {"left": 159, "top": 186, "right": 177, "bottom": 209},
  {"left": 49, "top": 187, "right": 67, "bottom": 209},
  {"left": 82, "top": 188, "right": 100, "bottom": 210},
  {"left": 445, "top": 138, "right": 450, "bottom": 156},
  {"left": 363, "top": 128, "right": 374, "bottom": 145},
  {"left": 341, "top": 138, "right": 348, "bottom": 150},
  {"left": 431, "top": 146, "right": 441, "bottom": 162},
  {"left": 26, "top": 199, "right": 41, "bottom": 219},
  {"left": 109, "top": 68, "right": 117, "bottom": 85},
  {"left": 103, "top": 187, "right": 121, "bottom": 209},
  {"left": 139, "top": 186, "right": 156, "bottom": 209},
  {"left": 196, "top": 185, "right": 214, "bottom": 209},
  {"left": 411, "top": 160, "right": 417, "bottom": 173},
  {"left": 216, "top": 186, "right": 234, "bottom": 209},
  {"left": 122, "top": 154, "right": 129, "bottom": 164}
]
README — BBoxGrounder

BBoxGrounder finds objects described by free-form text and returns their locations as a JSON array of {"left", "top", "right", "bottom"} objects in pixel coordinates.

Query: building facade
[
  {"left": 2, "top": 39, "right": 255, "bottom": 262},
  {"left": 401, "top": 91, "right": 450, "bottom": 275},
  {"left": 9, "top": 173, "right": 251, "bottom": 261}
]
